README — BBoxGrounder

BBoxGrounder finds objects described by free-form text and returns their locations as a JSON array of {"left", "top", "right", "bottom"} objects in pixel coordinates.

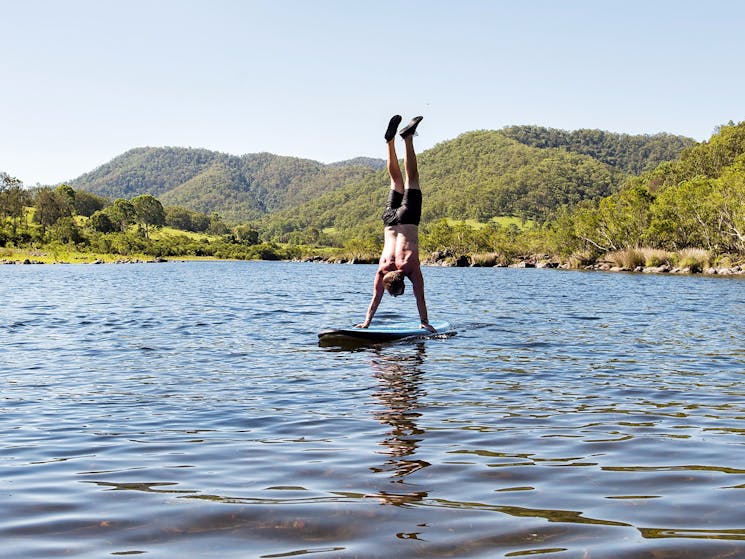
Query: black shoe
[
  {"left": 399, "top": 116, "right": 423, "bottom": 139},
  {"left": 385, "top": 115, "right": 402, "bottom": 142}
]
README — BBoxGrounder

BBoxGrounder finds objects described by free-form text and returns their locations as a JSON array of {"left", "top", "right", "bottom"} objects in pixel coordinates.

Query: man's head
[{"left": 383, "top": 270, "right": 405, "bottom": 296}]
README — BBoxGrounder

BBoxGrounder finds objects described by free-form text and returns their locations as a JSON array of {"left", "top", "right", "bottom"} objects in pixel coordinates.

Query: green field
[
  {"left": 447, "top": 216, "right": 534, "bottom": 230},
  {"left": 150, "top": 227, "right": 217, "bottom": 241},
  {"left": 323, "top": 216, "right": 533, "bottom": 236}
]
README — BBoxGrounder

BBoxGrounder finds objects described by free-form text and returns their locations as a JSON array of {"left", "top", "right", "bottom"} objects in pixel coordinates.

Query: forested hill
[
  {"left": 328, "top": 157, "right": 386, "bottom": 171},
  {"left": 69, "top": 127, "right": 693, "bottom": 225},
  {"left": 554, "top": 120, "right": 745, "bottom": 256},
  {"left": 501, "top": 125, "right": 696, "bottom": 175},
  {"left": 70, "top": 148, "right": 384, "bottom": 223},
  {"left": 259, "top": 129, "right": 683, "bottom": 243}
]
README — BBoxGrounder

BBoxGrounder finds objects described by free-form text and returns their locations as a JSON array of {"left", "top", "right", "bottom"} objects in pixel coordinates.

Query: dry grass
[
  {"left": 566, "top": 250, "right": 597, "bottom": 269},
  {"left": 606, "top": 248, "right": 646, "bottom": 270},
  {"left": 604, "top": 247, "right": 675, "bottom": 269},
  {"left": 640, "top": 248, "right": 673, "bottom": 267},
  {"left": 675, "top": 248, "right": 710, "bottom": 272},
  {"left": 470, "top": 252, "right": 511, "bottom": 267}
]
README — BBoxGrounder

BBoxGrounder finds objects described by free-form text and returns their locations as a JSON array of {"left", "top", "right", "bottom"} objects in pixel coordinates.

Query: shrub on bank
[
  {"left": 572, "top": 246, "right": 722, "bottom": 273},
  {"left": 641, "top": 248, "right": 673, "bottom": 267},
  {"left": 607, "top": 248, "right": 646, "bottom": 270},
  {"left": 605, "top": 247, "right": 674, "bottom": 269},
  {"left": 674, "top": 248, "right": 710, "bottom": 273},
  {"left": 565, "top": 250, "right": 598, "bottom": 269},
  {"left": 470, "top": 252, "right": 511, "bottom": 267}
]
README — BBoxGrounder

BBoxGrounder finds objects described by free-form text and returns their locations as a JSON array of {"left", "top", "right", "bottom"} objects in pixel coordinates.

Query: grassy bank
[
  {"left": 3, "top": 238, "right": 743, "bottom": 277},
  {"left": 454, "top": 246, "right": 744, "bottom": 275},
  {"left": 0, "top": 247, "right": 180, "bottom": 264}
]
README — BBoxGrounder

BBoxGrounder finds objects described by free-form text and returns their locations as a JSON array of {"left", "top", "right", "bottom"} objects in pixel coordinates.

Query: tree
[
  {"left": 107, "top": 199, "right": 137, "bottom": 232},
  {"left": 710, "top": 164, "right": 745, "bottom": 253},
  {"left": 592, "top": 183, "right": 654, "bottom": 250},
  {"left": 341, "top": 236, "right": 378, "bottom": 260},
  {"left": 421, "top": 219, "right": 454, "bottom": 253},
  {"left": 74, "top": 190, "right": 108, "bottom": 217},
  {"left": 233, "top": 225, "right": 259, "bottom": 245},
  {"left": 207, "top": 213, "right": 229, "bottom": 235},
  {"left": 50, "top": 216, "right": 83, "bottom": 244},
  {"left": 565, "top": 200, "right": 605, "bottom": 253},
  {"left": 132, "top": 194, "right": 165, "bottom": 238},
  {"left": 648, "top": 177, "right": 717, "bottom": 250},
  {"left": 56, "top": 184, "right": 76, "bottom": 208},
  {"left": 33, "top": 187, "right": 72, "bottom": 234},
  {"left": 165, "top": 206, "right": 195, "bottom": 231},
  {"left": 89, "top": 210, "right": 116, "bottom": 233},
  {"left": 165, "top": 206, "right": 212, "bottom": 232},
  {"left": 0, "top": 172, "right": 31, "bottom": 235}
]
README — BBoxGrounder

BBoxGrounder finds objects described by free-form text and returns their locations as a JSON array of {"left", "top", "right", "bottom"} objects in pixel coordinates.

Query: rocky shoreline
[
  {"left": 5, "top": 252, "right": 744, "bottom": 276},
  {"left": 582, "top": 261, "right": 745, "bottom": 276},
  {"left": 424, "top": 251, "right": 745, "bottom": 276},
  {"left": 294, "top": 252, "right": 745, "bottom": 276},
  {"left": 1, "top": 257, "right": 169, "bottom": 265}
]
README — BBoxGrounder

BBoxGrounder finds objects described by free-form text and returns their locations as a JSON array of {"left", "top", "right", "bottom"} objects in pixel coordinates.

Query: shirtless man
[{"left": 356, "top": 115, "right": 435, "bottom": 332}]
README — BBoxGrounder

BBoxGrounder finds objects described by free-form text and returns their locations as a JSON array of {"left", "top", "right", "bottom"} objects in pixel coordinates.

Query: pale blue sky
[{"left": 3, "top": 0, "right": 744, "bottom": 185}]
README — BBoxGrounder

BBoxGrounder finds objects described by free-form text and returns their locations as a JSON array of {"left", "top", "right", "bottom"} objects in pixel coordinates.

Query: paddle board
[{"left": 318, "top": 320, "right": 454, "bottom": 346}]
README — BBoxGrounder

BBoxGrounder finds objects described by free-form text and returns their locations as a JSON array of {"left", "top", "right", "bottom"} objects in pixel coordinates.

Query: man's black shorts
[{"left": 381, "top": 188, "right": 422, "bottom": 226}]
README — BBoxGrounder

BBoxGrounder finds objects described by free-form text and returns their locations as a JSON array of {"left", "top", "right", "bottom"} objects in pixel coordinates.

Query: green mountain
[
  {"left": 554, "top": 120, "right": 745, "bottom": 255},
  {"left": 328, "top": 157, "right": 386, "bottom": 171},
  {"left": 260, "top": 128, "right": 693, "bottom": 242},
  {"left": 501, "top": 125, "right": 696, "bottom": 175},
  {"left": 70, "top": 148, "right": 383, "bottom": 223},
  {"left": 69, "top": 127, "right": 693, "bottom": 228},
  {"left": 635, "top": 121, "right": 745, "bottom": 189}
]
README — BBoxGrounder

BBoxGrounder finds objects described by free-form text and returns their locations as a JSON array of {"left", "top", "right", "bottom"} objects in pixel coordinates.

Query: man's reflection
[{"left": 368, "top": 343, "right": 430, "bottom": 505}]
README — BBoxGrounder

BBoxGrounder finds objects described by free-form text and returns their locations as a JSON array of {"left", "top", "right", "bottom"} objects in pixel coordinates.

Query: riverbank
[
  {"left": 4, "top": 246, "right": 745, "bottom": 277},
  {"left": 573, "top": 261, "right": 745, "bottom": 276},
  {"left": 0, "top": 248, "right": 190, "bottom": 265},
  {"left": 416, "top": 247, "right": 745, "bottom": 276}
]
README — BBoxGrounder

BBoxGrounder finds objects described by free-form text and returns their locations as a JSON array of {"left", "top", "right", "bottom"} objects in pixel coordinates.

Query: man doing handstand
[{"left": 356, "top": 115, "right": 435, "bottom": 332}]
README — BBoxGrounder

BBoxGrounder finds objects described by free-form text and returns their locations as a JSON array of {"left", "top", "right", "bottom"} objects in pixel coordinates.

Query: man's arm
[
  {"left": 355, "top": 270, "right": 385, "bottom": 328},
  {"left": 409, "top": 266, "right": 436, "bottom": 332}
]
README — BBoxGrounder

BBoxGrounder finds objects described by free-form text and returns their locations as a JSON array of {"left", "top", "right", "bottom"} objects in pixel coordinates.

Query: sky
[{"left": 2, "top": 0, "right": 744, "bottom": 186}]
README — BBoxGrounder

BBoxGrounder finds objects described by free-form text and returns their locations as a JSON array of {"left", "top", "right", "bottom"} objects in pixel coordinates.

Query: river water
[{"left": 1, "top": 261, "right": 745, "bottom": 558}]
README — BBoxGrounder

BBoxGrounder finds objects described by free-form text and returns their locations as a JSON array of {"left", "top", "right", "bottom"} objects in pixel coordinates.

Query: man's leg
[
  {"left": 387, "top": 134, "right": 404, "bottom": 194},
  {"left": 400, "top": 116, "right": 423, "bottom": 190},
  {"left": 403, "top": 134, "right": 419, "bottom": 190},
  {"left": 382, "top": 117, "right": 405, "bottom": 226}
]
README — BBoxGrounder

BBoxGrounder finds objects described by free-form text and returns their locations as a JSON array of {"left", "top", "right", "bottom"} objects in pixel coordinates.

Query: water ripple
[{"left": 2, "top": 263, "right": 745, "bottom": 558}]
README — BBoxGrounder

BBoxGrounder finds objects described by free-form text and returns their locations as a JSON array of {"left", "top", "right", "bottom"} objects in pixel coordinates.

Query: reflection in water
[{"left": 368, "top": 343, "right": 430, "bottom": 505}]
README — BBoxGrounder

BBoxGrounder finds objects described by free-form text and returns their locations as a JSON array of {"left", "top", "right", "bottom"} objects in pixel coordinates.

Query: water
[{"left": 2, "top": 261, "right": 745, "bottom": 558}]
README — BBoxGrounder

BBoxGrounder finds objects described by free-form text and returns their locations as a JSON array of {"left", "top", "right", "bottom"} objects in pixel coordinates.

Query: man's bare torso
[{"left": 380, "top": 224, "right": 419, "bottom": 275}]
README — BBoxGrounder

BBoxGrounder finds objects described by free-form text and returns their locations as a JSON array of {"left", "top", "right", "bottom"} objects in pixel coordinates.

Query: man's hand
[
  {"left": 421, "top": 322, "right": 436, "bottom": 333},
  {"left": 355, "top": 322, "right": 370, "bottom": 329}
]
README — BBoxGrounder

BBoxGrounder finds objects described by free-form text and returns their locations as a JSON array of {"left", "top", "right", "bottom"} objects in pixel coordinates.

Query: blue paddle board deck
[{"left": 318, "top": 320, "right": 454, "bottom": 346}]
